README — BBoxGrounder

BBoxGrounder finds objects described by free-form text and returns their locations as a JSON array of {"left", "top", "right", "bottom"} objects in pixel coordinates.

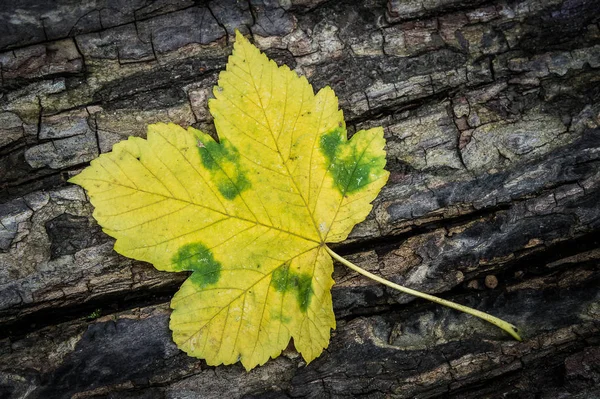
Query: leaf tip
[
  {"left": 233, "top": 29, "right": 251, "bottom": 50},
  {"left": 234, "top": 28, "right": 245, "bottom": 41},
  {"left": 67, "top": 179, "right": 81, "bottom": 189},
  {"left": 67, "top": 162, "right": 93, "bottom": 186},
  {"left": 67, "top": 174, "right": 80, "bottom": 185}
]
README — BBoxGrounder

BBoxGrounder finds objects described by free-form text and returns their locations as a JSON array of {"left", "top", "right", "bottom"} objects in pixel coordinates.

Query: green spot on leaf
[
  {"left": 272, "top": 264, "right": 313, "bottom": 312},
  {"left": 271, "top": 263, "right": 291, "bottom": 292},
  {"left": 320, "top": 127, "right": 387, "bottom": 195},
  {"left": 293, "top": 273, "right": 313, "bottom": 312},
  {"left": 173, "top": 242, "right": 221, "bottom": 287},
  {"left": 198, "top": 138, "right": 250, "bottom": 200},
  {"left": 320, "top": 128, "right": 343, "bottom": 161}
]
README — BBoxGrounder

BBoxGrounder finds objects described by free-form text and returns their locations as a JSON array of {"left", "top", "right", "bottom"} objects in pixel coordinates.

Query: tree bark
[{"left": 1, "top": 0, "right": 599, "bottom": 398}]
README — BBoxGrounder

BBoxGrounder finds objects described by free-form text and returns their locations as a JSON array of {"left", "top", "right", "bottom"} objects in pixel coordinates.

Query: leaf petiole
[{"left": 325, "top": 246, "right": 522, "bottom": 341}]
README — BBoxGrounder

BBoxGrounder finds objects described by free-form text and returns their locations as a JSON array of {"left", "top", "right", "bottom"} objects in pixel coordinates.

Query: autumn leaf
[
  {"left": 70, "top": 31, "right": 387, "bottom": 369},
  {"left": 71, "top": 31, "right": 520, "bottom": 371}
]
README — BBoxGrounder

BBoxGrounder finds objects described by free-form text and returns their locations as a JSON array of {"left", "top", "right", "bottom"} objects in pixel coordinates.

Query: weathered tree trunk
[{"left": 1, "top": 0, "right": 599, "bottom": 398}]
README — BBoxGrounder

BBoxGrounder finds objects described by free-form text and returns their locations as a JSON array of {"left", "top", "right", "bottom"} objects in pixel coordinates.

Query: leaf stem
[{"left": 325, "top": 246, "right": 522, "bottom": 341}]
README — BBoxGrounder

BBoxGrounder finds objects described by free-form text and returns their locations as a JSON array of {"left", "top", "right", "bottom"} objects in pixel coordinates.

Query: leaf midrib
[
  {"left": 173, "top": 245, "right": 323, "bottom": 346},
  {"left": 85, "top": 177, "right": 321, "bottom": 244},
  {"left": 237, "top": 43, "right": 325, "bottom": 242}
]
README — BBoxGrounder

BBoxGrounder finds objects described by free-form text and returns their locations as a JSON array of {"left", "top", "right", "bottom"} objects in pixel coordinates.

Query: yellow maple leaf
[
  {"left": 71, "top": 31, "right": 387, "bottom": 369},
  {"left": 71, "top": 31, "right": 520, "bottom": 371}
]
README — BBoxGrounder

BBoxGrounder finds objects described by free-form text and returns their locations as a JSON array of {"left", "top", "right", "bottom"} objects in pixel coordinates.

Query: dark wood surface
[{"left": 1, "top": 0, "right": 599, "bottom": 397}]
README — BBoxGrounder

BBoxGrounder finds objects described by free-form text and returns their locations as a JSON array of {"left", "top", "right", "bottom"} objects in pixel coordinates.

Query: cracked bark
[{"left": 1, "top": 0, "right": 599, "bottom": 398}]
